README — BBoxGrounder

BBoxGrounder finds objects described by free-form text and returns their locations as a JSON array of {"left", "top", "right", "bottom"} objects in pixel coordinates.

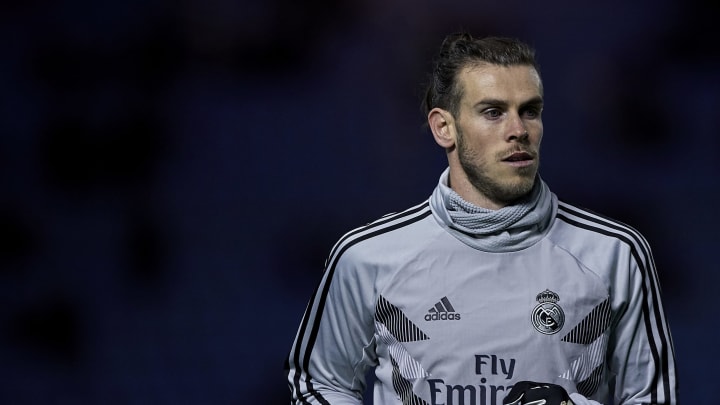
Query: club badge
[{"left": 531, "top": 289, "right": 565, "bottom": 335}]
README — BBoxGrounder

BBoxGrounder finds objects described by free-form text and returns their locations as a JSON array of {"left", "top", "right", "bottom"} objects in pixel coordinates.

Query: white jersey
[{"left": 286, "top": 170, "right": 677, "bottom": 405}]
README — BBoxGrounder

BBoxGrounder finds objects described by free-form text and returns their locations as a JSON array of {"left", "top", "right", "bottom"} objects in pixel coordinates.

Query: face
[{"left": 447, "top": 64, "right": 544, "bottom": 208}]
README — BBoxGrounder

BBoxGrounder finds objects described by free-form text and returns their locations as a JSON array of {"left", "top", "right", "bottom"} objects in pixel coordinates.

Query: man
[{"left": 286, "top": 33, "right": 678, "bottom": 405}]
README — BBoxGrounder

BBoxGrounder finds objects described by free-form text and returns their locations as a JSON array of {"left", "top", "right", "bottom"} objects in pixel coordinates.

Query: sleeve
[
  {"left": 557, "top": 232, "right": 678, "bottom": 405},
  {"left": 605, "top": 233, "right": 678, "bottom": 404},
  {"left": 285, "top": 243, "right": 378, "bottom": 405}
]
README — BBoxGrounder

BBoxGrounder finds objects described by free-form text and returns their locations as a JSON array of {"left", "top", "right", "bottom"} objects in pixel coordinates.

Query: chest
[{"left": 372, "top": 239, "right": 610, "bottom": 380}]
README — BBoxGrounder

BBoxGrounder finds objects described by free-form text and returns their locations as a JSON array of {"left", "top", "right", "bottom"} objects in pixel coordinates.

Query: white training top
[{"left": 286, "top": 169, "right": 677, "bottom": 405}]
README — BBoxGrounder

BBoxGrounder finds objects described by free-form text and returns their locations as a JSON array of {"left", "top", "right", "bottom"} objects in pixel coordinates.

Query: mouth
[{"left": 502, "top": 151, "right": 535, "bottom": 167}]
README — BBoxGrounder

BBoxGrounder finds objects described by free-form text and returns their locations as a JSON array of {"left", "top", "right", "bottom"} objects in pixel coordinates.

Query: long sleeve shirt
[{"left": 286, "top": 169, "right": 678, "bottom": 405}]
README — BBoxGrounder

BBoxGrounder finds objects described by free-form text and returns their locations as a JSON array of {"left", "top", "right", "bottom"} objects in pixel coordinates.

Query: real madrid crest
[{"left": 531, "top": 289, "right": 565, "bottom": 335}]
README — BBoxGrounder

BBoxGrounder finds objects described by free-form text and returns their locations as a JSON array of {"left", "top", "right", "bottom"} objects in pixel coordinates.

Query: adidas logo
[{"left": 424, "top": 296, "right": 461, "bottom": 321}]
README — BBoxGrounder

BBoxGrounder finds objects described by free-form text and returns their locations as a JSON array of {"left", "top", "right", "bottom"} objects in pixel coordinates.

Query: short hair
[{"left": 423, "top": 33, "right": 540, "bottom": 117}]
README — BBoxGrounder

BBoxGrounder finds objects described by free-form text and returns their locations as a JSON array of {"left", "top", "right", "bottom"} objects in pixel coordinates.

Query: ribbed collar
[{"left": 430, "top": 168, "right": 556, "bottom": 252}]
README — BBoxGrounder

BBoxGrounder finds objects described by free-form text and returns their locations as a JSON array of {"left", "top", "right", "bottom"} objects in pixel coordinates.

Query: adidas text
[{"left": 424, "top": 312, "right": 461, "bottom": 321}]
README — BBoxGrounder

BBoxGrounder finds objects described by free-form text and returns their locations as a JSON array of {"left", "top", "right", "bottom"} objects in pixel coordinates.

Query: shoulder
[
  {"left": 551, "top": 200, "right": 654, "bottom": 265},
  {"left": 327, "top": 200, "right": 434, "bottom": 267},
  {"left": 554, "top": 200, "right": 650, "bottom": 245}
]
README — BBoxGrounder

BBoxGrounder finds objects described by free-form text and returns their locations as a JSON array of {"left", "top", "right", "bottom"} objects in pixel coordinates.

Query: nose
[{"left": 506, "top": 112, "right": 528, "bottom": 142}]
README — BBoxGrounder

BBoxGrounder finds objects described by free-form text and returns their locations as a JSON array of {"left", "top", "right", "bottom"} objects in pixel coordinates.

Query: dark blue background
[{"left": 0, "top": 0, "right": 717, "bottom": 403}]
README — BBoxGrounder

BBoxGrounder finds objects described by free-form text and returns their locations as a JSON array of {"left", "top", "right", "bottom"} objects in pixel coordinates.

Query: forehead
[{"left": 457, "top": 64, "right": 543, "bottom": 102}]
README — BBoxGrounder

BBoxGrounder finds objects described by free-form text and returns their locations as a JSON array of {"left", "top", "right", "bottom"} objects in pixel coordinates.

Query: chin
[{"left": 497, "top": 177, "right": 536, "bottom": 202}]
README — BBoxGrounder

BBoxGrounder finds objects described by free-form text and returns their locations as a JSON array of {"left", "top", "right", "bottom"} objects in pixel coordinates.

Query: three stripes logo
[{"left": 424, "top": 296, "right": 461, "bottom": 321}]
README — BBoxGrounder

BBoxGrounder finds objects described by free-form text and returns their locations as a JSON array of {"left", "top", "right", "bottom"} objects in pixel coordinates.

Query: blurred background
[{"left": 0, "top": 0, "right": 717, "bottom": 403}]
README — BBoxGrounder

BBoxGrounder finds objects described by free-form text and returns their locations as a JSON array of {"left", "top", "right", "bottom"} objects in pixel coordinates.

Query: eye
[
  {"left": 522, "top": 106, "right": 542, "bottom": 119},
  {"left": 482, "top": 108, "right": 503, "bottom": 119}
]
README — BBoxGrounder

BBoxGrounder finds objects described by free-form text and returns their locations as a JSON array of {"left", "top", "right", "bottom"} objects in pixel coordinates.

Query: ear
[{"left": 428, "top": 108, "right": 456, "bottom": 149}]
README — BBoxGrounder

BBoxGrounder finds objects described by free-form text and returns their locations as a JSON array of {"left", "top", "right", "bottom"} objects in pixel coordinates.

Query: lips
[{"left": 502, "top": 151, "right": 534, "bottom": 162}]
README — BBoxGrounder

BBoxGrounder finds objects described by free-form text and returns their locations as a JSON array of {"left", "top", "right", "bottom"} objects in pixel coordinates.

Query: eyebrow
[{"left": 474, "top": 96, "right": 544, "bottom": 109}]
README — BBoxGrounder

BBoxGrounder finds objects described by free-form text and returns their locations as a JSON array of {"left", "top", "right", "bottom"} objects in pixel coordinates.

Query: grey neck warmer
[{"left": 430, "top": 168, "right": 556, "bottom": 252}]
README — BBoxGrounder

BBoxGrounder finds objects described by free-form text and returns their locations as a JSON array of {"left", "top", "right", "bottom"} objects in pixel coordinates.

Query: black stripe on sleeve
[
  {"left": 556, "top": 203, "right": 674, "bottom": 403},
  {"left": 288, "top": 201, "right": 432, "bottom": 403}
]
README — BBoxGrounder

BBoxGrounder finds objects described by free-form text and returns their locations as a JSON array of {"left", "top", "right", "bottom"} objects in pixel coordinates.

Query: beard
[{"left": 456, "top": 127, "right": 539, "bottom": 206}]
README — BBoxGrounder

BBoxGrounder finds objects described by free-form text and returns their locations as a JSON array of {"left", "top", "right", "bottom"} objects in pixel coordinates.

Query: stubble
[{"left": 456, "top": 126, "right": 538, "bottom": 206}]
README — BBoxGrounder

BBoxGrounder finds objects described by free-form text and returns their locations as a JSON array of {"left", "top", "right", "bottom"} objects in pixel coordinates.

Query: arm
[
  {"left": 607, "top": 234, "right": 678, "bottom": 404},
  {"left": 286, "top": 246, "right": 377, "bottom": 404}
]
